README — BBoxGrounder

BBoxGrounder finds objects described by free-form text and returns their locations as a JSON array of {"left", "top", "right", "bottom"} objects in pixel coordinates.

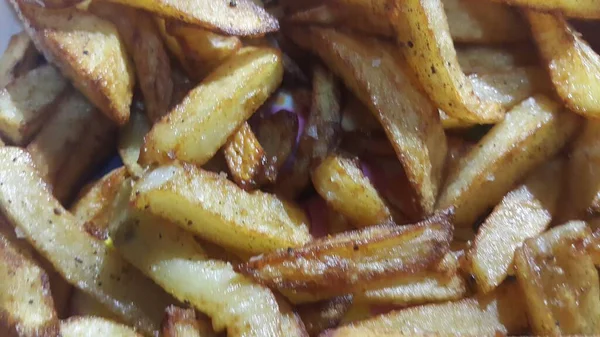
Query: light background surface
[{"left": 1, "top": 1, "right": 21, "bottom": 54}]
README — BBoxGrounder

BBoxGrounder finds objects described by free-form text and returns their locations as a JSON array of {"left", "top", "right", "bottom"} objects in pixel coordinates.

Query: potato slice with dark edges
[{"left": 161, "top": 306, "right": 216, "bottom": 337}]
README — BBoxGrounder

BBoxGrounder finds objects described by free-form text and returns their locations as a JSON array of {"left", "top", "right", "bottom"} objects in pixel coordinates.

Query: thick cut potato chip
[
  {"left": 526, "top": 11, "right": 600, "bottom": 118},
  {"left": 132, "top": 163, "right": 311, "bottom": 255},
  {"left": 287, "top": 27, "right": 447, "bottom": 217},
  {"left": 110, "top": 193, "right": 307, "bottom": 337},
  {"left": 312, "top": 155, "right": 392, "bottom": 228},
  {"left": 467, "top": 159, "right": 563, "bottom": 294},
  {"left": 515, "top": 221, "right": 600, "bottom": 335},
  {"left": 60, "top": 316, "right": 141, "bottom": 337},
  {"left": 118, "top": 107, "right": 150, "bottom": 178},
  {"left": 457, "top": 45, "right": 538, "bottom": 75},
  {"left": 0, "top": 64, "right": 68, "bottom": 145},
  {"left": 296, "top": 296, "right": 352, "bottom": 337},
  {"left": 237, "top": 211, "right": 452, "bottom": 296},
  {"left": 333, "top": 281, "right": 527, "bottom": 336},
  {"left": 13, "top": 1, "right": 135, "bottom": 125},
  {"left": 166, "top": 21, "right": 242, "bottom": 80},
  {"left": 224, "top": 122, "right": 267, "bottom": 191},
  {"left": 437, "top": 96, "right": 580, "bottom": 227},
  {"left": 389, "top": 0, "right": 505, "bottom": 124},
  {"left": 562, "top": 120, "right": 600, "bottom": 221},
  {"left": 162, "top": 306, "right": 216, "bottom": 337},
  {"left": 27, "top": 90, "right": 116, "bottom": 203},
  {"left": 91, "top": 3, "right": 173, "bottom": 123},
  {"left": 493, "top": 0, "right": 600, "bottom": 19},
  {"left": 0, "top": 31, "right": 40, "bottom": 88},
  {"left": 141, "top": 47, "right": 283, "bottom": 166},
  {"left": 0, "top": 147, "right": 173, "bottom": 335},
  {"left": 0, "top": 225, "right": 59, "bottom": 337},
  {"left": 99, "top": 0, "right": 279, "bottom": 36}
]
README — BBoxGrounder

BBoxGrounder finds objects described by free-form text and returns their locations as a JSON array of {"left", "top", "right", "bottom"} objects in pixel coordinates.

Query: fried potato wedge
[
  {"left": 467, "top": 159, "right": 563, "bottom": 294},
  {"left": 162, "top": 306, "right": 216, "bottom": 337},
  {"left": 257, "top": 111, "right": 298, "bottom": 184},
  {"left": 354, "top": 253, "right": 467, "bottom": 306},
  {"left": 166, "top": 21, "right": 242, "bottom": 80},
  {"left": 68, "top": 290, "right": 122, "bottom": 323},
  {"left": 515, "top": 221, "right": 600, "bottom": 335},
  {"left": 100, "top": 0, "right": 278, "bottom": 36},
  {"left": 585, "top": 228, "right": 600, "bottom": 267},
  {"left": 0, "top": 147, "right": 173, "bottom": 335},
  {"left": 437, "top": 96, "right": 580, "bottom": 227},
  {"left": 90, "top": 3, "right": 173, "bottom": 122},
  {"left": 141, "top": 47, "right": 283, "bottom": 166},
  {"left": 13, "top": 1, "right": 135, "bottom": 125},
  {"left": 60, "top": 316, "right": 141, "bottom": 337},
  {"left": 493, "top": 0, "right": 600, "bottom": 19},
  {"left": 110, "top": 193, "right": 307, "bottom": 337},
  {"left": 389, "top": 0, "right": 505, "bottom": 124},
  {"left": 132, "top": 163, "right": 311, "bottom": 255},
  {"left": 27, "top": 90, "right": 116, "bottom": 203},
  {"left": 457, "top": 45, "right": 538, "bottom": 75},
  {"left": 443, "top": 0, "right": 529, "bottom": 44},
  {"left": 335, "top": 281, "right": 527, "bottom": 336},
  {"left": 118, "top": 108, "right": 150, "bottom": 178},
  {"left": 237, "top": 211, "right": 452, "bottom": 296},
  {"left": 224, "top": 122, "right": 267, "bottom": 191},
  {"left": 0, "top": 225, "right": 59, "bottom": 337},
  {"left": 312, "top": 155, "right": 392, "bottom": 228},
  {"left": 287, "top": 27, "right": 447, "bottom": 216},
  {"left": 0, "top": 64, "right": 68, "bottom": 145},
  {"left": 562, "top": 120, "right": 600, "bottom": 220},
  {"left": 0, "top": 31, "right": 40, "bottom": 88},
  {"left": 526, "top": 11, "right": 600, "bottom": 118}
]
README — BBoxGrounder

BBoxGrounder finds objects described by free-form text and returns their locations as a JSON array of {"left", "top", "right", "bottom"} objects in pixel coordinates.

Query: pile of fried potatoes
[{"left": 1, "top": 0, "right": 600, "bottom": 336}]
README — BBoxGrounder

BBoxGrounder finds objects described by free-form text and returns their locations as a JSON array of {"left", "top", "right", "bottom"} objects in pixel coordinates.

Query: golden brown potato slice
[
  {"left": 110, "top": 191, "right": 308, "bottom": 337},
  {"left": 0, "top": 147, "right": 173, "bottom": 335},
  {"left": 0, "top": 225, "right": 59, "bottom": 337},
  {"left": 585, "top": 228, "right": 600, "bottom": 267},
  {"left": 437, "top": 96, "right": 580, "bottom": 227},
  {"left": 515, "top": 221, "right": 600, "bottom": 335},
  {"left": 132, "top": 163, "right": 311, "bottom": 255},
  {"left": 389, "top": 0, "right": 505, "bottom": 124},
  {"left": 166, "top": 21, "right": 242, "bottom": 80},
  {"left": 98, "top": 0, "right": 279, "bottom": 36},
  {"left": 90, "top": 3, "right": 173, "bottom": 123},
  {"left": 0, "top": 64, "right": 68, "bottom": 145},
  {"left": 296, "top": 296, "right": 352, "bottom": 337},
  {"left": 457, "top": 45, "right": 538, "bottom": 75},
  {"left": 563, "top": 121, "right": 600, "bottom": 221},
  {"left": 526, "top": 11, "right": 600, "bottom": 118},
  {"left": 155, "top": 18, "right": 189, "bottom": 72},
  {"left": 237, "top": 211, "right": 452, "bottom": 296},
  {"left": 60, "top": 316, "right": 141, "bottom": 337},
  {"left": 162, "top": 306, "right": 216, "bottom": 337},
  {"left": 257, "top": 111, "right": 298, "bottom": 184},
  {"left": 333, "top": 281, "right": 527, "bottom": 336},
  {"left": 118, "top": 107, "right": 150, "bottom": 178},
  {"left": 0, "top": 31, "right": 40, "bottom": 88},
  {"left": 442, "top": 0, "right": 529, "bottom": 44},
  {"left": 312, "top": 155, "right": 392, "bottom": 228},
  {"left": 13, "top": 1, "right": 135, "bottom": 125},
  {"left": 27, "top": 90, "right": 116, "bottom": 203},
  {"left": 140, "top": 47, "right": 283, "bottom": 166},
  {"left": 467, "top": 159, "right": 563, "bottom": 294},
  {"left": 223, "top": 122, "right": 267, "bottom": 191},
  {"left": 492, "top": 0, "right": 600, "bottom": 19},
  {"left": 287, "top": 27, "right": 447, "bottom": 217},
  {"left": 354, "top": 253, "right": 467, "bottom": 306},
  {"left": 68, "top": 290, "right": 123, "bottom": 323},
  {"left": 71, "top": 167, "right": 128, "bottom": 240}
]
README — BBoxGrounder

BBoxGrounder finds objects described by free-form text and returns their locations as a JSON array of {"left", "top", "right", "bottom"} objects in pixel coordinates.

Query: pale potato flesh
[
  {"left": 0, "top": 64, "right": 68, "bottom": 145},
  {"left": 0, "top": 31, "right": 39, "bottom": 88},
  {"left": 141, "top": 47, "right": 283, "bottom": 166},
  {"left": 68, "top": 289, "right": 123, "bottom": 323},
  {"left": 0, "top": 147, "right": 173, "bottom": 336},
  {"left": 118, "top": 108, "right": 150, "bottom": 178},
  {"left": 132, "top": 164, "right": 311, "bottom": 255},
  {"left": 161, "top": 306, "right": 216, "bottom": 337},
  {"left": 457, "top": 45, "right": 538, "bottom": 74},
  {"left": 468, "top": 159, "right": 563, "bottom": 293},
  {"left": 13, "top": 0, "right": 135, "bottom": 125},
  {"left": 437, "top": 95, "right": 580, "bottom": 227},
  {"left": 287, "top": 27, "right": 447, "bottom": 216},
  {"left": 312, "top": 155, "right": 392, "bottom": 228},
  {"left": 60, "top": 317, "right": 142, "bottom": 337},
  {"left": 526, "top": 10, "right": 600, "bottom": 117},
  {"left": 389, "top": 0, "right": 505, "bottom": 123}
]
